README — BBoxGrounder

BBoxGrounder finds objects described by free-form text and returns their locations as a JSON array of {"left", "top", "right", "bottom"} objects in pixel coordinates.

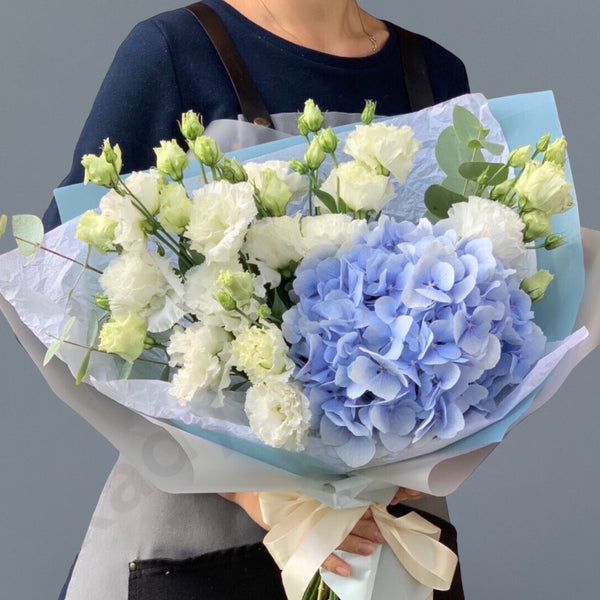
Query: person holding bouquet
[{"left": 45, "top": 1, "right": 470, "bottom": 598}]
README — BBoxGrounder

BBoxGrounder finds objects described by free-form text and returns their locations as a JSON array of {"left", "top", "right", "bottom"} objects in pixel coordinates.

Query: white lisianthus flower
[
  {"left": 100, "top": 249, "right": 185, "bottom": 332},
  {"left": 445, "top": 196, "right": 530, "bottom": 275},
  {"left": 75, "top": 210, "right": 117, "bottom": 254},
  {"left": 98, "top": 312, "right": 147, "bottom": 363},
  {"left": 158, "top": 182, "right": 192, "bottom": 234},
  {"left": 244, "top": 215, "right": 305, "bottom": 270},
  {"left": 515, "top": 160, "right": 574, "bottom": 215},
  {"left": 245, "top": 160, "right": 308, "bottom": 201},
  {"left": 99, "top": 171, "right": 161, "bottom": 249},
  {"left": 344, "top": 122, "right": 422, "bottom": 182},
  {"left": 184, "top": 260, "right": 250, "bottom": 332},
  {"left": 231, "top": 324, "right": 294, "bottom": 383},
  {"left": 245, "top": 380, "right": 311, "bottom": 451},
  {"left": 167, "top": 323, "right": 231, "bottom": 406},
  {"left": 301, "top": 214, "right": 368, "bottom": 252},
  {"left": 320, "top": 161, "right": 395, "bottom": 213},
  {"left": 186, "top": 180, "right": 257, "bottom": 263}
]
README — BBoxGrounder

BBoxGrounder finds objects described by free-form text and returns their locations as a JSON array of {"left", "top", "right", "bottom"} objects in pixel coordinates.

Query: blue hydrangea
[{"left": 282, "top": 218, "right": 546, "bottom": 467}]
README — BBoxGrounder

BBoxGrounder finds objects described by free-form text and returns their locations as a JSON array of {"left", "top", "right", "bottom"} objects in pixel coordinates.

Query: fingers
[
  {"left": 322, "top": 534, "right": 376, "bottom": 577},
  {"left": 389, "top": 487, "right": 427, "bottom": 505},
  {"left": 322, "top": 553, "right": 352, "bottom": 577}
]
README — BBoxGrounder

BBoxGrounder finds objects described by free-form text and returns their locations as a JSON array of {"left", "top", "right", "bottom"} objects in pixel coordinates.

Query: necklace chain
[{"left": 257, "top": 0, "right": 378, "bottom": 54}]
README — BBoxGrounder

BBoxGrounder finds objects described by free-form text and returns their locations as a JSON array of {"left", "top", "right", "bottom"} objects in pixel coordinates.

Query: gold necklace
[{"left": 257, "top": 0, "right": 378, "bottom": 54}]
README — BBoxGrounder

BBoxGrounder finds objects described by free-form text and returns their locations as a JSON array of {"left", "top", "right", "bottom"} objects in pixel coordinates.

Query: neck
[{"left": 223, "top": 0, "right": 388, "bottom": 57}]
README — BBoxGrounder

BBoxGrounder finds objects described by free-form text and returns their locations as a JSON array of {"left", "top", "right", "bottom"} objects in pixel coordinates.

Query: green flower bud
[
  {"left": 257, "top": 169, "right": 293, "bottom": 216},
  {"left": 289, "top": 158, "right": 309, "bottom": 175},
  {"left": 297, "top": 116, "right": 309, "bottom": 137},
  {"left": 98, "top": 312, "right": 147, "bottom": 363},
  {"left": 158, "top": 183, "right": 191, "bottom": 234},
  {"left": 301, "top": 99, "right": 324, "bottom": 132},
  {"left": 180, "top": 110, "right": 204, "bottom": 141},
  {"left": 536, "top": 132, "right": 551, "bottom": 153},
  {"left": 545, "top": 234, "right": 565, "bottom": 250},
  {"left": 508, "top": 145, "right": 532, "bottom": 168},
  {"left": 93, "top": 294, "right": 111, "bottom": 312},
  {"left": 154, "top": 139, "right": 189, "bottom": 181},
  {"left": 304, "top": 137, "right": 326, "bottom": 170},
  {"left": 544, "top": 137, "right": 567, "bottom": 167},
  {"left": 490, "top": 177, "right": 516, "bottom": 202},
  {"left": 220, "top": 157, "right": 247, "bottom": 183},
  {"left": 0, "top": 214, "right": 6, "bottom": 239},
  {"left": 257, "top": 304, "right": 272, "bottom": 320},
  {"left": 81, "top": 140, "right": 122, "bottom": 188},
  {"left": 361, "top": 100, "right": 377, "bottom": 125},
  {"left": 318, "top": 127, "right": 338, "bottom": 154},
  {"left": 215, "top": 290, "right": 237, "bottom": 311},
  {"left": 520, "top": 269, "right": 554, "bottom": 303},
  {"left": 217, "top": 270, "right": 254, "bottom": 304},
  {"left": 75, "top": 210, "right": 117, "bottom": 253},
  {"left": 192, "top": 136, "right": 222, "bottom": 167},
  {"left": 521, "top": 209, "right": 552, "bottom": 242}
]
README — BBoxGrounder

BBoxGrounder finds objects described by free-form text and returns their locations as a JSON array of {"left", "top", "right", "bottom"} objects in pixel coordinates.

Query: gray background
[{"left": 0, "top": 1, "right": 598, "bottom": 598}]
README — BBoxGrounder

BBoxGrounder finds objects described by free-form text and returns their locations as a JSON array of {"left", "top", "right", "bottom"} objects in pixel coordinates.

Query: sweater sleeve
[{"left": 43, "top": 18, "right": 185, "bottom": 230}]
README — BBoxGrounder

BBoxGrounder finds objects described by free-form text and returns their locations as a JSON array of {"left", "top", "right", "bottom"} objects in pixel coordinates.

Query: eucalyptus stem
[
  {"left": 316, "top": 578, "right": 328, "bottom": 600},
  {"left": 200, "top": 162, "right": 209, "bottom": 184}
]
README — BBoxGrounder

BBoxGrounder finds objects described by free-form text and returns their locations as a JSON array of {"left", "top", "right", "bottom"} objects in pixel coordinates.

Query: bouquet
[{"left": 0, "top": 92, "right": 597, "bottom": 600}]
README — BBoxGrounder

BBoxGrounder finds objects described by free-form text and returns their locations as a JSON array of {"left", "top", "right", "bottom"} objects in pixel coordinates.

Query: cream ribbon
[{"left": 260, "top": 492, "right": 458, "bottom": 600}]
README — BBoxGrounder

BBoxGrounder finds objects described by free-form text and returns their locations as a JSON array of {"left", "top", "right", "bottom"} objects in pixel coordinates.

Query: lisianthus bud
[
  {"left": 521, "top": 209, "right": 552, "bottom": 242},
  {"left": 218, "top": 270, "right": 254, "bottom": 304},
  {"left": 180, "top": 110, "right": 204, "bottom": 141},
  {"left": 193, "top": 136, "right": 222, "bottom": 167},
  {"left": 76, "top": 210, "right": 117, "bottom": 253},
  {"left": 305, "top": 138, "right": 326, "bottom": 170},
  {"left": 81, "top": 141, "right": 122, "bottom": 188},
  {"left": 221, "top": 157, "right": 247, "bottom": 183},
  {"left": 545, "top": 234, "right": 564, "bottom": 250},
  {"left": 520, "top": 269, "right": 554, "bottom": 303},
  {"left": 508, "top": 145, "right": 532, "bottom": 168},
  {"left": 361, "top": 100, "right": 377, "bottom": 125},
  {"left": 536, "top": 132, "right": 551, "bottom": 153},
  {"left": 301, "top": 99, "right": 324, "bottom": 132},
  {"left": 297, "top": 116, "right": 309, "bottom": 137},
  {"left": 98, "top": 312, "right": 147, "bottom": 363},
  {"left": 94, "top": 294, "right": 111, "bottom": 311},
  {"left": 514, "top": 160, "right": 574, "bottom": 215},
  {"left": 318, "top": 128, "right": 338, "bottom": 154},
  {"left": 544, "top": 137, "right": 567, "bottom": 166},
  {"left": 256, "top": 169, "right": 292, "bottom": 216},
  {"left": 257, "top": 304, "right": 272, "bottom": 320},
  {"left": 490, "top": 177, "right": 516, "bottom": 204},
  {"left": 215, "top": 290, "right": 237, "bottom": 311},
  {"left": 158, "top": 182, "right": 191, "bottom": 234},
  {"left": 289, "top": 158, "right": 309, "bottom": 175},
  {"left": 154, "top": 139, "right": 189, "bottom": 182}
]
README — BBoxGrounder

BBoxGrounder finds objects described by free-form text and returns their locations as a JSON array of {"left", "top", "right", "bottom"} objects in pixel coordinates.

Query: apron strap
[
  {"left": 392, "top": 24, "right": 435, "bottom": 112},
  {"left": 185, "top": 2, "right": 275, "bottom": 128}
]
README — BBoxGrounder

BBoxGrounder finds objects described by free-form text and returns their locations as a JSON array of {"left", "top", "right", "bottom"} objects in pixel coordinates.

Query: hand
[{"left": 220, "top": 488, "right": 427, "bottom": 577}]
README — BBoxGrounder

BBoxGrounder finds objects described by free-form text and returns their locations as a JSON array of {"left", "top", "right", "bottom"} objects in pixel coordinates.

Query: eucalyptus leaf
[
  {"left": 435, "top": 127, "right": 485, "bottom": 177},
  {"left": 440, "top": 175, "right": 469, "bottom": 194},
  {"left": 271, "top": 288, "right": 289, "bottom": 321},
  {"left": 482, "top": 140, "right": 505, "bottom": 156},
  {"left": 159, "top": 364, "right": 171, "bottom": 382},
  {"left": 422, "top": 209, "right": 440, "bottom": 224},
  {"left": 86, "top": 311, "right": 100, "bottom": 347},
  {"left": 467, "top": 139, "right": 484, "bottom": 150},
  {"left": 313, "top": 188, "right": 338, "bottom": 214},
  {"left": 43, "top": 338, "right": 63, "bottom": 366},
  {"left": 119, "top": 360, "right": 134, "bottom": 380},
  {"left": 76, "top": 351, "right": 91, "bottom": 385},
  {"left": 12, "top": 214, "right": 44, "bottom": 263},
  {"left": 424, "top": 185, "right": 467, "bottom": 219},
  {"left": 61, "top": 316, "right": 76, "bottom": 341},
  {"left": 458, "top": 162, "right": 509, "bottom": 186},
  {"left": 453, "top": 105, "right": 485, "bottom": 144},
  {"left": 0, "top": 214, "right": 7, "bottom": 238}
]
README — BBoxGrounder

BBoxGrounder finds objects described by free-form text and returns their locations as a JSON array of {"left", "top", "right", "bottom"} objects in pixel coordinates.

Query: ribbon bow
[{"left": 260, "top": 492, "right": 457, "bottom": 600}]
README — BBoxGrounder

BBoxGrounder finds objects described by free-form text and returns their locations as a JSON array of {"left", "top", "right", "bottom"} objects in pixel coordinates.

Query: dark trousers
[{"left": 60, "top": 505, "right": 465, "bottom": 600}]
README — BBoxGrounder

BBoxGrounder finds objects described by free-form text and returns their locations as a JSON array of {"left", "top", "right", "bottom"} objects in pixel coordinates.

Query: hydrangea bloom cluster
[{"left": 282, "top": 217, "right": 546, "bottom": 467}]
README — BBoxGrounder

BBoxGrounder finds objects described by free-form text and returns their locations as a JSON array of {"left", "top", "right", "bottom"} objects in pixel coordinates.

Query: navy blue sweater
[{"left": 43, "top": 0, "right": 469, "bottom": 230}]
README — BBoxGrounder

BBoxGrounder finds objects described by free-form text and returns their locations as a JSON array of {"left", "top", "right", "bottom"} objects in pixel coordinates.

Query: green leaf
[
  {"left": 159, "top": 364, "right": 171, "bottom": 382},
  {"left": 86, "top": 311, "right": 100, "bottom": 347},
  {"left": 424, "top": 185, "right": 467, "bottom": 219},
  {"left": 313, "top": 189, "right": 338, "bottom": 214},
  {"left": 467, "top": 139, "right": 484, "bottom": 149},
  {"left": 482, "top": 140, "right": 505, "bottom": 156},
  {"left": 76, "top": 351, "right": 91, "bottom": 385},
  {"left": 43, "top": 338, "right": 63, "bottom": 366},
  {"left": 13, "top": 214, "right": 44, "bottom": 264},
  {"left": 271, "top": 288, "right": 289, "bottom": 321},
  {"left": 458, "top": 162, "right": 509, "bottom": 186},
  {"left": 435, "top": 127, "right": 485, "bottom": 177},
  {"left": 453, "top": 106, "right": 485, "bottom": 144},
  {"left": 0, "top": 214, "right": 7, "bottom": 239},
  {"left": 440, "top": 175, "right": 468, "bottom": 194},
  {"left": 119, "top": 360, "right": 134, "bottom": 380},
  {"left": 61, "top": 316, "right": 76, "bottom": 341},
  {"left": 422, "top": 209, "right": 440, "bottom": 224}
]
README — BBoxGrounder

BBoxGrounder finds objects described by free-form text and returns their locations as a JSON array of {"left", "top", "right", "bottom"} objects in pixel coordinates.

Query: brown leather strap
[
  {"left": 185, "top": 2, "right": 274, "bottom": 128},
  {"left": 392, "top": 24, "right": 435, "bottom": 112}
]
